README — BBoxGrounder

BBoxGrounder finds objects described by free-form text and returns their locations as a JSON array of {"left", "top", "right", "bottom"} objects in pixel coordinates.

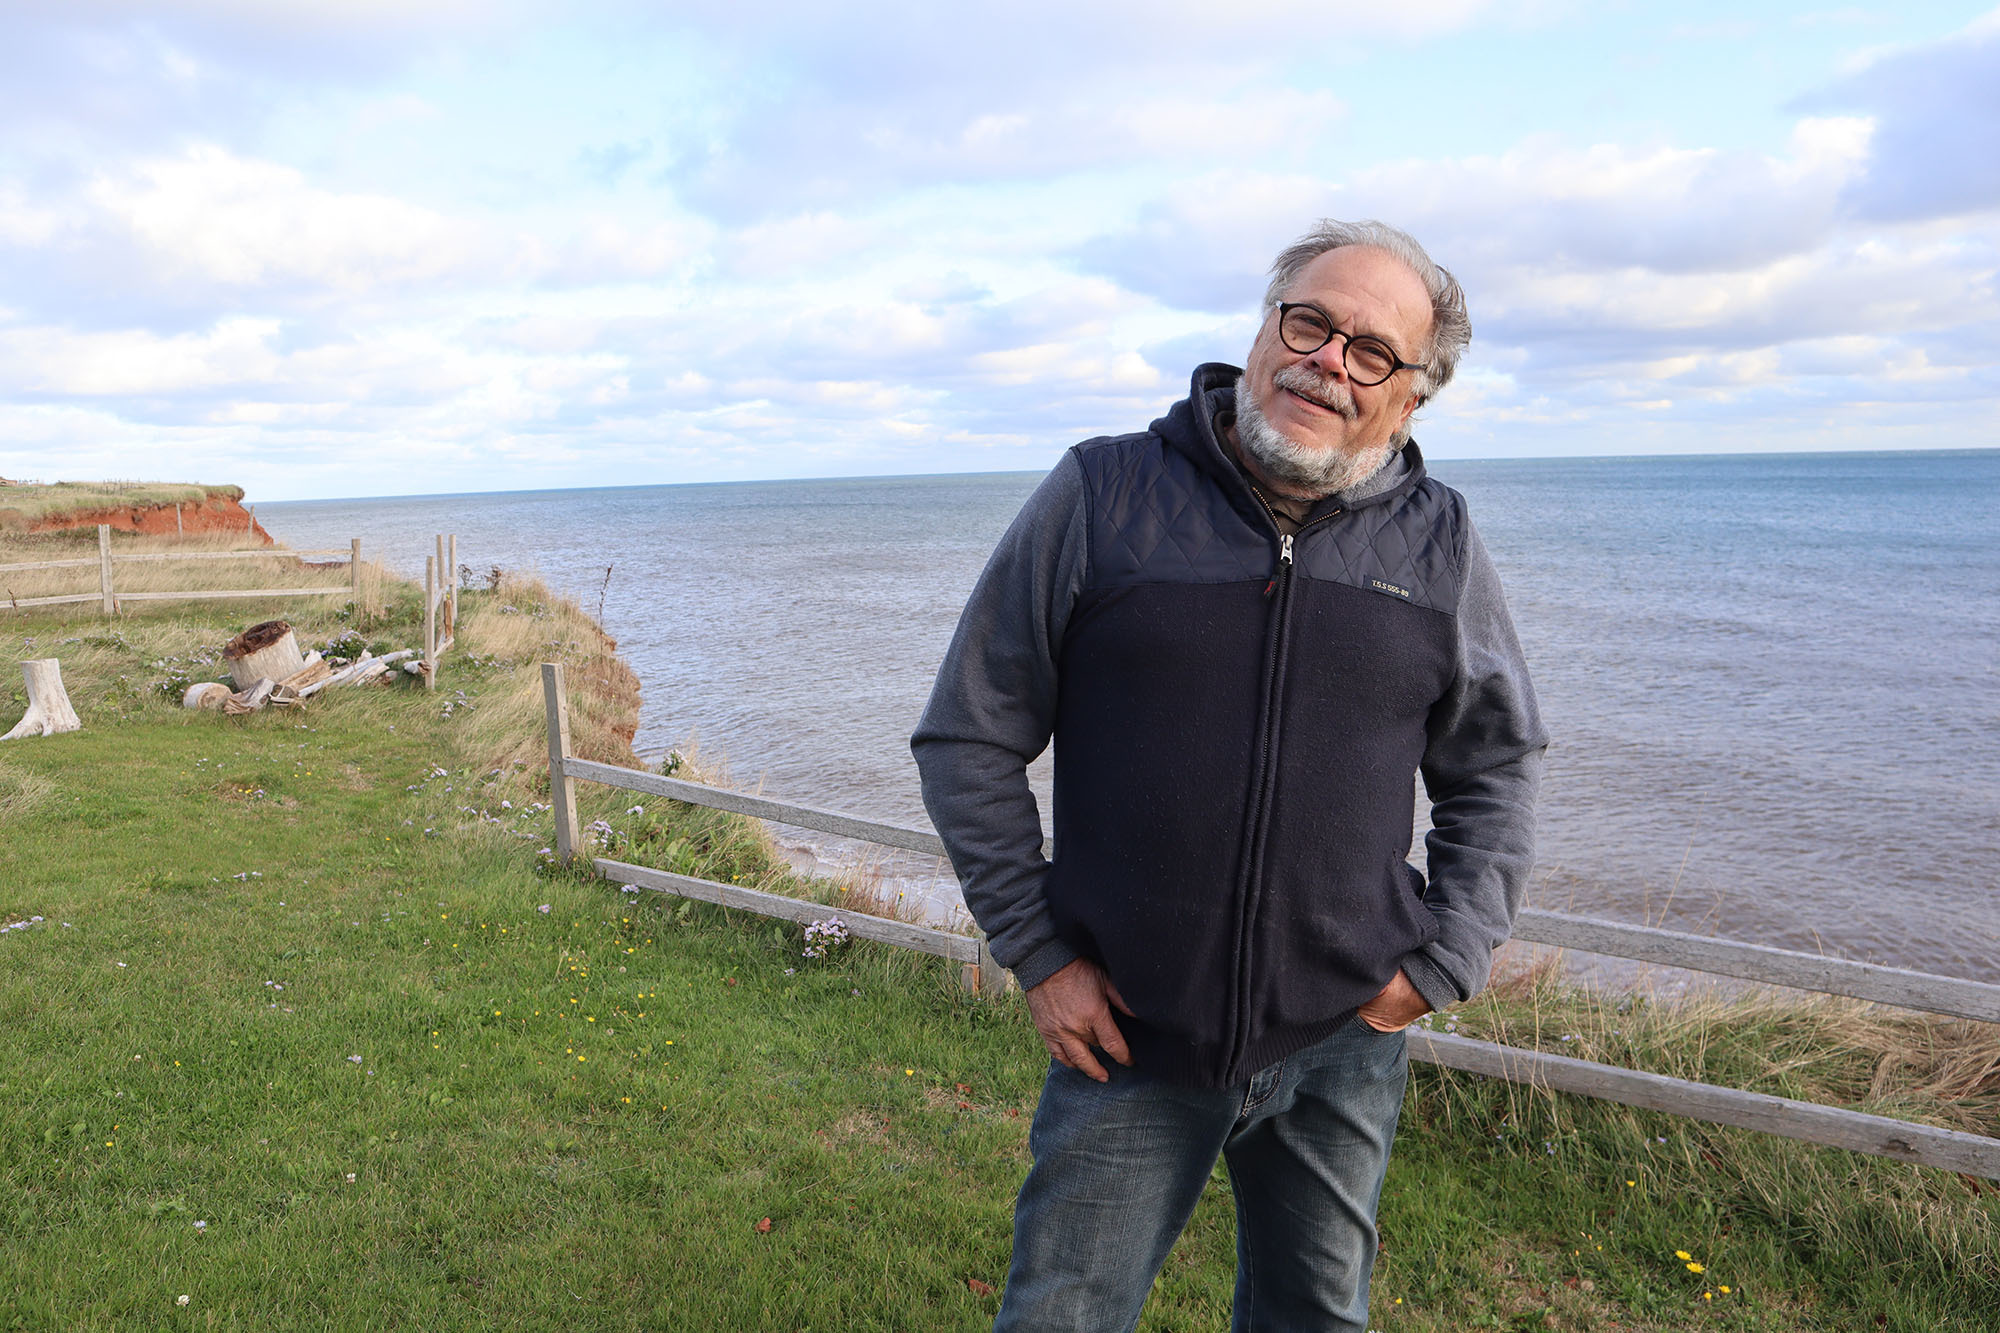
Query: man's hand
[
  {"left": 1356, "top": 968, "right": 1431, "bottom": 1033},
  {"left": 1025, "top": 958, "right": 1135, "bottom": 1083}
]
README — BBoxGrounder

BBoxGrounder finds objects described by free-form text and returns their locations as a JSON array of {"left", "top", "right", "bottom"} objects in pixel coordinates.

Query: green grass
[{"left": 0, "top": 590, "right": 1994, "bottom": 1330}]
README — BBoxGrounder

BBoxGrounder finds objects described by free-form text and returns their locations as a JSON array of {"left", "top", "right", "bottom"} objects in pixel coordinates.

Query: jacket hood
[{"left": 1152, "top": 362, "right": 1429, "bottom": 525}]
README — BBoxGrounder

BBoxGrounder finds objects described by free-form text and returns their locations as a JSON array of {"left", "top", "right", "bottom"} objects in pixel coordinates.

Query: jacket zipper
[{"left": 1225, "top": 501, "right": 1341, "bottom": 1079}]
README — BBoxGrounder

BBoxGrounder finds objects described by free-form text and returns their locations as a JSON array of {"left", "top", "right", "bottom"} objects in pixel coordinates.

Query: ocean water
[{"left": 262, "top": 449, "right": 2000, "bottom": 982}]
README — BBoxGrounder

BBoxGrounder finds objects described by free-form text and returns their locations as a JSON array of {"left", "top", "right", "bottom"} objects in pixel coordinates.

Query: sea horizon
[{"left": 250, "top": 443, "right": 2000, "bottom": 508}]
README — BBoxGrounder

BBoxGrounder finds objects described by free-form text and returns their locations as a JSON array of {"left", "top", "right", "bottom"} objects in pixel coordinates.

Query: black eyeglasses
[{"left": 1276, "top": 303, "right": 1426, "bottom": 387}]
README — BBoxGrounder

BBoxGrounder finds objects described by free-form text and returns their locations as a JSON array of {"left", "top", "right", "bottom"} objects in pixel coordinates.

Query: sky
[{"left": 0, "top": 1, "right": 1996, "bottom": 501}]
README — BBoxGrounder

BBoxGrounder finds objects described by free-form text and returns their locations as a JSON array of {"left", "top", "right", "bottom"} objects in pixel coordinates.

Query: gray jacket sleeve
[
  {"left": 1402, "top": 520, "right": 1549, "bottom": 1012},
  {"left": 910, "top": 454, "right": 1090, "bottom": 991}
]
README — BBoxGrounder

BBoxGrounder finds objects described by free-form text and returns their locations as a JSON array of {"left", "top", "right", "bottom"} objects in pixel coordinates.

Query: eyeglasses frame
[{"left": 1274, "top": 302, "right": 1428, "bottom": 387}]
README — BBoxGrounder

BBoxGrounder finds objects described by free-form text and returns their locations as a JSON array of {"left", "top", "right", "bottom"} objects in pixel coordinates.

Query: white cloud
[
  {"left": 720, "top": 212, "right": 886, "bottom": 278},
  {"left": 1797, "top": 9, "right": 2000, "bottom": 221},
  {"left": 657, "top": 0, "right": 1505, "bottom": 218},
  {"left": 0, "top": 317, "right": 283, "bottom": 395},
  {"left": 87, "top": 145, "right": 488, "bottom": 291},
  {"left": 0, "top": 190, "right": 62, "bottom": 247},
  {"left": 1084, "top": 117, "right": 1878, "bottom": 316}
]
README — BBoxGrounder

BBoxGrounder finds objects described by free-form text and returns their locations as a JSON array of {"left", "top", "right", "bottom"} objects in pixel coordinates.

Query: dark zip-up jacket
[{"left": 913, "top": 364, "right": 1547, "bottom": 1088}]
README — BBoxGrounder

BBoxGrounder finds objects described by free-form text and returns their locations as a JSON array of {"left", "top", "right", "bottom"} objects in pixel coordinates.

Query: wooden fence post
[
  {"left": 542, "top": 662, "right": 582, "bottom": 862},
  {"left": 962, "top": 931, "right": 1011, "bottom": 998},
  {"left": 350, "top": 538, "right": 362, "bottom": 603},
  {"left": 447, "top": 534, "right": 458, "bottom": 637},
  {"left": 423, "top": 556, "right": 437, "bottom": 691},
  {"left": 175, "top": 504, "right": 183, "bottom": 535},
  {"left": 97, "top": 525, "right": 115, "bottom": 616}
]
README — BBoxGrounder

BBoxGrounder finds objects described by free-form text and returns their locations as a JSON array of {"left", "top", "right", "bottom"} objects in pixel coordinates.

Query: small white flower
[
  {"left": 347, "top": 1055, "right": 363, "bottom": 1064},
  {"left": 345, "top": 1172, "right": 357, "bottom": 1183},
  {"left": 626, "top": 805, "right": 644, "bottom": 815},
  {"left": 537, "top": 904, "right": 552, "bottom": 914},
  {"left": 193, "top": 1220, "right": 206, "bottom": 1231},
  {"left": 176, "top": 1294, "right": 190, "bottom": 1307}
]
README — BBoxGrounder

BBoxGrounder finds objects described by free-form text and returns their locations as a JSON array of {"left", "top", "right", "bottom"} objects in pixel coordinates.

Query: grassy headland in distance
[
  {"left": 0, "top": 518, "right": 1994, "bottom": 1330},
  {"left": 0, "top": 480, "right": 248, "bottom": 531}
]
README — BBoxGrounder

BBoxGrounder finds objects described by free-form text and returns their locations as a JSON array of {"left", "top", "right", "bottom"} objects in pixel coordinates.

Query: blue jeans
[{"left": 994, "top": 1020, "right": 1408, "bottom": 1333}]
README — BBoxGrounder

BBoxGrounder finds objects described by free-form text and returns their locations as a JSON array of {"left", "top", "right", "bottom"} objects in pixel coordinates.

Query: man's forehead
[{"left": 1285, "top": 246, "right": 1430, "bottom": 343}]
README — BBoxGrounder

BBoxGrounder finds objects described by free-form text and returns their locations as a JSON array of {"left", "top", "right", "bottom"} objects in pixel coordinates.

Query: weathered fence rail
[
  {"left": 1511, "top": 908, "right": 2000, "bottom": 1024},
  {"left": 1, "top": 526, "right": 364, "bottom": 613},
  {"left": 538, "top": 661, "right": 2000, "bottom": 1181}
]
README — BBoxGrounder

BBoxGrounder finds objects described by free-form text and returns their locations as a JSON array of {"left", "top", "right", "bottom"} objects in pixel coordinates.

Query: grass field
[{"left": 0, "top": 567, "right": 1994, "bottom": 1330}]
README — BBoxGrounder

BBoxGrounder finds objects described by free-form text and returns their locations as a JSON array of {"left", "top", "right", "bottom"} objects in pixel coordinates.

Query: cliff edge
[{"left": 0, "top": 481, "right": 273, "bottom": 543}]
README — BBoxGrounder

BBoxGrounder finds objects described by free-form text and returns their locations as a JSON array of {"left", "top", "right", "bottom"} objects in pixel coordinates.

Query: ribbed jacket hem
[{"left": 1121, "top": 1010, "right": 1365, "bottom": 1089}]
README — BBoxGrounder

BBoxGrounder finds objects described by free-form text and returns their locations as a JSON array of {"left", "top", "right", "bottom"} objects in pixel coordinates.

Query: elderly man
[{"left": 912, "top": 219, "right": 1545, "bottom": 1331}]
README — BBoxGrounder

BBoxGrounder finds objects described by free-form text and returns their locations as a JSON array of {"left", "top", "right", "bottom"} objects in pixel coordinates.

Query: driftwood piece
[
  {"left": 2, "top": 659, "right": 82, "bottom": 740},
  {"left": 222, "top": 678, "right": 277, "bottom": 716},
  {"left": 279, "top": 657, "right": 332, "bottom": 693},
  {"left": 182, "top": 682, "right": 232, "bottom": 711},
  {"left": 223, "top": 621, "right": 306, "bottom": 690},
  {"left": 297, "top": 649, "right": 416, "bottom": 697}
]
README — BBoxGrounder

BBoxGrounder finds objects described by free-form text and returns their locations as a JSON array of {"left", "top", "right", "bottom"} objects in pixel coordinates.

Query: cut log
[
  {"left": 2, "top": 659, "right": 82, "bottom": 740},
  {"left": 223, "top": 621, "right": 306, "bottom": 690},
  {"left": 222, "top": 678, "right": 277, "bottom": 716},
  {"left": 182, "top": 682, "right": 232, "bottom": 710}
]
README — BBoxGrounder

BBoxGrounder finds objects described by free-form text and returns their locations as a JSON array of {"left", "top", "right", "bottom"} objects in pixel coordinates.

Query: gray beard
[{"left": 1233, "top": 369, "right": 1396, "bottom": 499}]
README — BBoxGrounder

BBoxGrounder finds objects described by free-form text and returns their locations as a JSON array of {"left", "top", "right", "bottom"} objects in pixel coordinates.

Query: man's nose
[{"left": 1300, "top": 338, "right": 1349, "bottom": 384}]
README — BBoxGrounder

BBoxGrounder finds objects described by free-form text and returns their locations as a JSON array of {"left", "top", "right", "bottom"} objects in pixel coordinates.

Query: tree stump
[
  {"left": 2, "top": 659, "right": 82, "bottom": 740},
  {"left": 223, "top": 620, "right": 306, "bottom": 690}
]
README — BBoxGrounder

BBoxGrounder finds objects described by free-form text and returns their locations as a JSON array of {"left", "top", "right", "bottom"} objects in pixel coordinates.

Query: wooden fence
[
  {"left": 1, "top": 525, "right": 364, "bottom": 613},
  {"left": 422, "top": 534, "right": 458, "bottom": 691},
  {"left": 538, "top": 661, "right": 2000, "bottom": 1182}
]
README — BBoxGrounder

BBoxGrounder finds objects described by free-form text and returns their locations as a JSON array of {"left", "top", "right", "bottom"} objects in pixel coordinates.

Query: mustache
[{"left": 1273, "top": 364, "right": 1358, "bottom": 419}]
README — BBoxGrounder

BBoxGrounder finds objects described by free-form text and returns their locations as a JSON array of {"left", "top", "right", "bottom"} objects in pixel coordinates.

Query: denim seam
[{"left": 1240, "top": 1060, "right": 1286, "bottom": 1118}]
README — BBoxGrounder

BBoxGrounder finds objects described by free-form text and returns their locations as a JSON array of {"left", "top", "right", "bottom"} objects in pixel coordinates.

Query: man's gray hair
[{"left": 1262, "top": 219, "right": 1470, "bottom": 404}]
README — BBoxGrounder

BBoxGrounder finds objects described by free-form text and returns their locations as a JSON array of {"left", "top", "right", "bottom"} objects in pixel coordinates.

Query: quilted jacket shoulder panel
[
  {"left": 1075, "top": 433, "right": 1272, "bottom": 587},
  {"left": 1294, "top": 478, "right": 1465, "bottom": 616}
]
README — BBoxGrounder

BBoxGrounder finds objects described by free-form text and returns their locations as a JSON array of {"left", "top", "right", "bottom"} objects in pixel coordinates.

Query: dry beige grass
[
  {"left": 0, "top": 525, "right": 363, "bottom": 610},
  {"left": 451, "top": 570, "right": 643, "bottom": 786},
  {"left": 1459, "top": 958, "right": 2000, "bottom": 1130}
]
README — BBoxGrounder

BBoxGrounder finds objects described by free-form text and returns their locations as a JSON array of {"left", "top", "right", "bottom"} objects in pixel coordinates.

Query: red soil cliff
[{"left": 27, "top": 494, "right": 273, "bottom": 544}]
